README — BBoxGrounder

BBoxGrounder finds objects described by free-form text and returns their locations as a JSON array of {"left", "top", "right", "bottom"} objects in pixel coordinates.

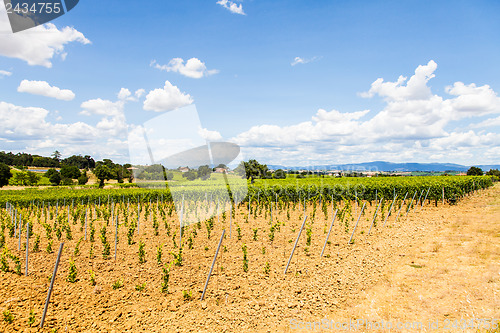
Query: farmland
[{"left": 0, "top": 175, "right": 498, "bottom": 332}]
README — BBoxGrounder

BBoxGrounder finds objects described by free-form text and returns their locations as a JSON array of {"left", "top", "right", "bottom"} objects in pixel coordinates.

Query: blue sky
[{"left": 1, "top": 0, "right": 500, "bottom": 166}]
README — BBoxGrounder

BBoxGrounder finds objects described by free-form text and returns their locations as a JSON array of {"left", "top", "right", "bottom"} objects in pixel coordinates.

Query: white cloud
[
  {"left": 17, "top": 80, "right": 75, "bottom": 101},
  {"left": 232, "top": 60, "right": 500, "bottom": 166},
  {"left": 473, "top": 116, "right": 500, "bottom": 128},
  {"left": 198, "top": 127, "right": 223, "bottom": 141},
  {"left": 360, "top": 60, "right": 437, "bottom": 101},
  {"left": 0, "top": 9, "right": 90, "bottom": 68},
  {"left": 80, "top": 94, "right": 128, "bottom": 137},
  {"left": 151, "top": 58, "right": 219, "bottom": 79},
  {"left": 117, "top": 88, "right": 132, "bottom": 101},
  {"left": 0, "top": 92, "right": 134, "bottom": 160},
  {"left": 216, "top": 0, "right": 246, "bottom": 15},
  {"left": 117, "top": 88, "right": 145, "bottom": 102},
  {"left": 0, "top": 101, "right": 95, "bottom": 142},
  {"left": 0, "top": 70, "right": 12, "bottom": 77},
  {"left": 143, "top": 81, "right": 193, "bottom": 112},
  {"left": 81, "top": 98, "right": 123, "bottom": 117},
  {"left": 233, "top": 108, "right": 366, "bottom": 148},
  {"left": 135, "top": 89, "right": 146, "bottom": 99},
  {"left": 445, "top": 82, "right": 500, "bottom": 118},
  {"left": 291, "top": 56, "right": 321, "bottom": 66}
]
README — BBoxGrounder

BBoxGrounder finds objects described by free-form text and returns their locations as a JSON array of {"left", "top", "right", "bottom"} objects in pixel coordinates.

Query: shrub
[
  {"left": 135, "top": 282, "right": 146, "bottom": 291},
  {"left": 138, "top": 240, "right": 146, "bottom": 264},
  {"left": 67, "top": 260, "right": 77, "bottom": 283},
  {"left": 3, "top": 310, "right": 14, "bottom": 323},
  {"left": 89, "top": 270, "right": 96, "bottom": 286},
  {"left": 112, "top": 279, "right": 123, "bottom": 290},
  {"left": 242, "top": 244, "right": 248, "bottom": 272},
  {"left": 161, "top": 263, "right": 171, "bottom": 294}
]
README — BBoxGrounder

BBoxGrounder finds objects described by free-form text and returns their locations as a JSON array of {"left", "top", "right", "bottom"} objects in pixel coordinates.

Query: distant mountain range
[{"left": 266, "top": 161, "right": 500, "bottom": 172}]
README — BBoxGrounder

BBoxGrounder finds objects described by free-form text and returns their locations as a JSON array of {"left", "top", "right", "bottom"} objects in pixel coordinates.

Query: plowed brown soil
[{"left": 1, "top": 184, "right": 499, "bottom": 332}]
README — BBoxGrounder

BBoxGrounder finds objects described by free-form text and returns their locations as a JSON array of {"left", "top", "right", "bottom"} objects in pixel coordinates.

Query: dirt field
[{"left": 0, "top": 184, "right": 499, "bottom": 332}]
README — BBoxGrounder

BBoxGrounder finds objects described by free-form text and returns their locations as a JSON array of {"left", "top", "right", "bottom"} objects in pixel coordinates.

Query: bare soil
[{"left": 0, "top": 184, "right": 499, "bottom": 332}]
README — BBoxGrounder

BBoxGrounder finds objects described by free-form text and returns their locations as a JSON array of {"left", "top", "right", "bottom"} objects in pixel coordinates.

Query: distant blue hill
[{"left": 267, "top": 161, "right": 500, "bottom": 172}]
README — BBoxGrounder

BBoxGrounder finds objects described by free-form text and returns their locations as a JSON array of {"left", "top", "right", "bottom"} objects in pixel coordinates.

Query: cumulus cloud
[
  {"left": 233, "top": 108, "right": 366, "bottom": 148},
  {"left": 291, "top": 56, "right": 321, "bottom": 66},
  {"left": 81, "top": 98, "right": 123, "bottom": 117},
  {"left": 445, "top": 82, "right": 500, "bottom": 118},
  {"left": 17, "top": 80, "right": 75, "bottom": 101},
  {"left": 151, "top": 58, "right": 219, "bottom": 79},
  {"left": 143, "top": 81, "right": 193, "bottom": 112},
  {"left": 473, "top": 116, "right": 500, "bottom": 128},
  {"left": 232, "top": 60, "right": 500, "bottom": 165},
  {"left": 360, "top": 60, "right": 437, "bottom": 101},
  {"left": 0, "top": 101, "right": 95, "bottom": 142},
  {"left": 216, "top": 0, "right": 245, "bottom": 15},
  {"left": 117, "top": 88, "right": 132, "bottom": 101},
  {"left": 198, "top": 127, "right": 223, "bottom": 141},
  {"left": 80, "top": 93, "right": 129, "bottom": 137},
  {"left": 0, "top": 70, "right": 12, "bottom": 77},
  {"left": 0, "top": 9, "right": 90, "bottom": 67}
]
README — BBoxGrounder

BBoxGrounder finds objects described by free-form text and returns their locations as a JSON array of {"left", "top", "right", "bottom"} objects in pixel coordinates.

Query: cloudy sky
[{"left": 0, "top": 0, "right": 499, "bottom": 166}]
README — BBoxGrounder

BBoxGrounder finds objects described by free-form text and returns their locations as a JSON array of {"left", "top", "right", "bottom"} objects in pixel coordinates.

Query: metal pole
[
  {"left": 348, "top": 202, "right": 366, "bottom": 244},
  {"left": 137, "top": 203, "right": 140, "bottom": 234},
  {"left": 40, "top": 243, "right": 64, "bottom": 328},
  {"left": 284, "top": 216, "right": 308, "bottom": 274},
  {"left": 405, "top": 191, "right": 417, "bottom": 218},
  {"left": 18, "top": 214, "right": 22, "bottom": 251},
  {"left": 25, "top": 222, "right": 29, "bottom": 276},
  {"left": 201, "top": 229, "right": 225, "bottom": 301},
  {"left": 114, "top": 214, "right": 118, "bottom": 261},
  {"left": 420, "top": 187, "right": 431, "bottom": 209},
  {"left": 383, "top": 195, "right": 397, "bottom": 228},
  {"left": 368, "top": 198, "right": 382, "bottom": 235},
  {"left": 84, "top": 208, "right": 88, "bottom": 241},
  {"left": 320, "top": 210, "right": 338, "bottom": 257},
  {"left": 395, "top": 192, "right": 408, "bottom": 223},
  {"left": 179, "top": 197, "right": 184, "bottom": 245},
  {"left": 414, "top": 189, "right": 424, "bottom": 213}
]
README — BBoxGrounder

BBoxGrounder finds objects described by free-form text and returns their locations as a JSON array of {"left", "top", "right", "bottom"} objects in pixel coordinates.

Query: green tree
[
  {"left": 49, "top": 171, "right": 61, "bottom": 186},
  {"left": 182, "top": 170, "right": 197, "bottom": 181},
  {"left": 273, "top": 169, "right": 286, "bottom": 179},
  {"left": 44, "top": 169, "right": 61, "bottom": 186},
  {"left": 60, "top": 165, "right": 81, "bottom": 179},
  {"left": 93, "top": 164, "right": 113, "bottom": 188},
  {"left": 197, "top": 165, "right": 211, "bottom": 180},
  {"left": 0, "top": 163, "right": 12, "bottom": 187},
  {"left": 11, "top": 171, "right": 28, "bottom": 185},
  {"left": 467, "top": 166, "right": 483, "bottom": 176},
  {"left": 26, "top": 171, "right": 40, "bottom": 185},
  {"left": 51, "top": 150, "right": 62, "bottom": 162},
  {"left": 486, "top": 168, "right": 500, "bottom": 176},
  {"left": 11, "top": 171, "right": 40, "bottom": 186},
  {"left": 235, "top": 160, "right": 269, "bottom": 183},
  {"left": 78, "top": 171, "right": 89, "bottom": 185}
]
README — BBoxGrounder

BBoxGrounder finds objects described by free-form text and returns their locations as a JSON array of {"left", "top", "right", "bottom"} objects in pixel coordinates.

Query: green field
[{"left": 0, "top": 175, "right": 493, "bottom": 207}]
